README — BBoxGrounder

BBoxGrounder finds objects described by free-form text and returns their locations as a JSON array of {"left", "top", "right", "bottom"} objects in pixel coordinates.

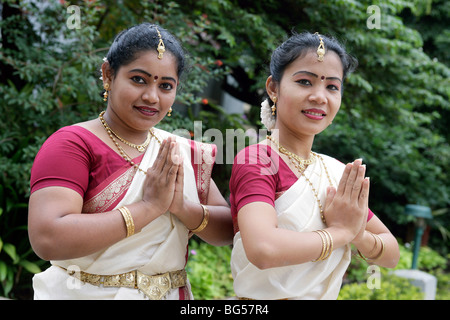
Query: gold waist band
[{"left": 60, "top": 266, "right": 187, "bottom": 300}]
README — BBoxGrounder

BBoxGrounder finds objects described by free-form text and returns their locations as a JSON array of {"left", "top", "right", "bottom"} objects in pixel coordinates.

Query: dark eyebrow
[
  {"left": 292, "top": 70, "right": 342, "bottom": 84},
  {"left": 128, "top": 69, "right": 177, "bottom": 84},
  {"left": 128, "top": 68, "right": 152, "bottom": 78},
  {"left": 161, "top": 76, "right": 177, "bottom": 84}
]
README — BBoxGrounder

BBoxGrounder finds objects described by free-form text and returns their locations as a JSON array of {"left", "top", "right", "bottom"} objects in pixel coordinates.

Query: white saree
[
  {"left": 231, "top": 154, "right": 351, "bottom": 300},
  {"left": 33, "top": 128, "right": 215, "bottom": 300}
]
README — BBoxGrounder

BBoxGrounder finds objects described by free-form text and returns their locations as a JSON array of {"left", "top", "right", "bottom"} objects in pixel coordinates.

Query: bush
[
  {"left": 342, "top": 242, "right": 449, "bottom": 300},
  {"left": 186, "top": 238, "right": 234, "bottom": 300},
  {"left": 338, "top": 273, "right": 424, "bottom": 300}
]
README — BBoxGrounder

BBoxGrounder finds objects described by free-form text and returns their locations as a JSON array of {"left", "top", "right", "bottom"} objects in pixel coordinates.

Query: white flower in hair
[
  {"left": 99, "top": 57, "right": 108, "bottom": 80},
  {"left": 260, "top": 99, "right": 276, "bottom": 131}
]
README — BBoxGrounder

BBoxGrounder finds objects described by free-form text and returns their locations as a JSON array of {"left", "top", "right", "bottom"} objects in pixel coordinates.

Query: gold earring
[
  {"left": 167, "top": 107, "right": 172, "bottom": 117},
  {"left": 271, "top": 97, "right": 277, "bottom": 116},
  {"left": 103, "top": 83, "right": 110, "bottom": 102}
]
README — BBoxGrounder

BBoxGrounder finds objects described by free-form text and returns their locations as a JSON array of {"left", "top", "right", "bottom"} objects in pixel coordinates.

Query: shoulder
[
  {"left": 232, "top": 143, "right": 280, "bottom": 181},
  {"left": 234, "top": 143, "right": 276, "bottom": 165}
]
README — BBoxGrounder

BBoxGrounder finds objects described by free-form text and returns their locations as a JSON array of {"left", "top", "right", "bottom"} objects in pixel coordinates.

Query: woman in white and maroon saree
[{"left": 28, "top": 23, "right": 232, "bottom": 300}]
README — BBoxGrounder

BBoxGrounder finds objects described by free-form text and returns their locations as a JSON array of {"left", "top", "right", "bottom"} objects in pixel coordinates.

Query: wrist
[{"left": 325, "top": 226, "right": 355, "bottom": 247}]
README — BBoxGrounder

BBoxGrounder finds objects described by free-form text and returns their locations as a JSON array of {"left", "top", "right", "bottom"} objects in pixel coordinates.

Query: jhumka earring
[
  {"left": 103, "top": 83, "right": 110, "bottom": 102},
  {"left": 167, "top": 107, "right": 172, "bottom": 117},
  {"left": 314, "top": 32, "right": 325, "bottom": 62},
  {"left": 271, "top": 97, "right": 277, "bottom": 116},
  {"left": 155, "top": 27, "right": 165, "bottom": 59}
]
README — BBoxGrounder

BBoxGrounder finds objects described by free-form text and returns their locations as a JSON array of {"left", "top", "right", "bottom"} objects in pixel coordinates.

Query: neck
[
  {"left": 270, "top": 127, "right": 314, "bottom": 159},
  {"left": 102, "top": 109, "right": 149, "bottom": 145}
]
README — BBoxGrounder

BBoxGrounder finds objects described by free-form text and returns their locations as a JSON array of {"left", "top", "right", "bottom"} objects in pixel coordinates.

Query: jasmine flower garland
[{"left": 260, "top": 99, "right": 276, "bottom": 131}]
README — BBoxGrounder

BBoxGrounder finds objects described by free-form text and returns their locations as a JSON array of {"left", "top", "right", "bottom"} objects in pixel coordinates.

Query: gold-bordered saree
[
  {"left": 230, "top": 153, "right": 352, "bottom": 300},
  {"left": 32, "top": 128, "right": 216, "bottom": 300}
]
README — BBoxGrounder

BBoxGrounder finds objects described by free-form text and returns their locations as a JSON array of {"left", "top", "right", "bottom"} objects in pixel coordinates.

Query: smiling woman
[
  {"left": 28, "top": 23, "right": 233, "bottom": 300},
  {"left": 229, "top": 32, "right": 400, "bottom": 300}
]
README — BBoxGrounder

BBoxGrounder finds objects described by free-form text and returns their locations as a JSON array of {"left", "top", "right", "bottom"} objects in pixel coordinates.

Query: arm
[
  {"left": 28, "top": 137, "right": 181, "bottom": 261},
  {"left": 351, "top": 215, "right": 400, "bottom": 268},
  {"left": 167, "top": 148, "right": 233, "bottom": 246},
  {"left": 238, "top": 160, "right": 369, "bottom": 269}
]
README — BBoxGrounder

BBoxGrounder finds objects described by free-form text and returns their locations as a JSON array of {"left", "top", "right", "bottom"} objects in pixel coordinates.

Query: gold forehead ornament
[
  {"left": 315, "top": 32, "right": 325, "bottom": 62},
  {"left": 155, "top": 27, "right": 165, "bottom": 59}
]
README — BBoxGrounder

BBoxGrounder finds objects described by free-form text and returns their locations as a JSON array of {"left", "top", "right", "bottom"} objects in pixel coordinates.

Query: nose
[
  {"left": 308, "top": 87, "right": 327, "bottom": 105},
  {"left": 142, "top": 85, "right": 159, "bottom": 104}
]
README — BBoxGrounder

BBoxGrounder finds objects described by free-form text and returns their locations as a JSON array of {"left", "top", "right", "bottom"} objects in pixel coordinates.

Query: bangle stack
[
  {"left": 189, "top": 204, "right": 210, "bottom": 233},
  {"left": 357, "top": 231, "right": 385, "bottom": 261},
  {"left": 118, "top": 206, "right": 135, "bottom": 237},
  {"left": 313, "top": 229, "right": 333, "bottom": 262}
]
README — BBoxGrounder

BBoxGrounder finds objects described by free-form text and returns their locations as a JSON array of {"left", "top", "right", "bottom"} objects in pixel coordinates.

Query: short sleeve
[
  {"left": 230, "top": 145, "right": 280, "bottom": 214},
  {"left": 30, "top": 128, "right": 92, "bottom": 196}
]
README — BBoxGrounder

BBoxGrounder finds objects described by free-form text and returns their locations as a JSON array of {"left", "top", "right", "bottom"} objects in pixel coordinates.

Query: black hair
[
  {"left": 269, "top": 31, "right": 358, "bottom": 95},
  {"left": 105, "top": 23, "right": 186, "bottom": 79}
]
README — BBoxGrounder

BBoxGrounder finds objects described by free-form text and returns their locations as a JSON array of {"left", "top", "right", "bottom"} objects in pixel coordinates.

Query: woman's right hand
[
  {"left": 141, "top": 136, "right": 181, "bottom": 215},
  {"left": 323, "top": 159, "right": 370, "bottom": 242}
]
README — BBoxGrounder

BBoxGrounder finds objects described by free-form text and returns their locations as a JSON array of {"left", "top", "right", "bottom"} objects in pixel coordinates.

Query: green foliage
[
  {"left": 1, "top": 0, "right": 449, "bottom": 298},
  {"left": 343, "top": 242, "right": 449, "bottom": 300},
  {"left": 186, "top": 239, "right": 234, "bottom": 300},
  {"left": 338, "top": 273, "right": 425, "bottom": 300}
]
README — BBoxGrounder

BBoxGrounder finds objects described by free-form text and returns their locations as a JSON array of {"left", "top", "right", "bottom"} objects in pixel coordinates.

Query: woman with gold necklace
[
  {"left": 28, "top": 23, "right": 232, "bottom": 300},
  {"left": 229, "top": 32, "right": 399, "bottom": 299}
]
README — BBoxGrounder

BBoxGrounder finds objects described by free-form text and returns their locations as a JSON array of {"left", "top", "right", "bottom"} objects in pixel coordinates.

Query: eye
[
  {"left": 131, "top": 76, "right": 146, "bottom": 84},
  {"left": 296, "top": 79, "right": 312, "bottom": 86},
  {"left": 160, "top": 82, "right": 174, "bottom": 90},
  {"left": 327, "top": 84, "right": 340, "bottom": 91}
]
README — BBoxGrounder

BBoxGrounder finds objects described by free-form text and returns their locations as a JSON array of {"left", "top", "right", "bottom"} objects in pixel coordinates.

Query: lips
[
  {"left": 302, "top": 108, "right": 326, "bottom": 120},
  {"left": 134, "top": 106, "right": 158, "bottom": 116}
]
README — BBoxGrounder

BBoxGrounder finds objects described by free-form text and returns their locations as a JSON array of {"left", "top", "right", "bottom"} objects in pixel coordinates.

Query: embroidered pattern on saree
[
  {"left": 82, "top": 166, "right": 137, "bottom": 213},
  {"left": 195, "top": 143, "right": 214, "bottom": 204}
]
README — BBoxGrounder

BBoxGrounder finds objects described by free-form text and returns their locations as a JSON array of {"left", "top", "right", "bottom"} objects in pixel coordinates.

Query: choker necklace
[
  {"left": 99, "top": 111, "right": 161, "bottom": 175},
  {"left": 267, "top": 135, "right": 333, "bottom": 224},
  {"left": 99, "top": 111, "right": 151, "bottom": 152}
]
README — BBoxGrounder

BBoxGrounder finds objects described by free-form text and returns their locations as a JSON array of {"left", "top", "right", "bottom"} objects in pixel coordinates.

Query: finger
[
  {"left": 336, "top": 163, "right": 352, "bottom": 196},
  {"left": 175, "top": 157, "right": 185, "bottom": 191},
  {"left": 344, "top": 159, "right": 362, "bottom": 197},
  {"left": 358, "top": 177, "right": 370, "bottom": 208},
  {"left": 350, "top": 164, "right": 366, "bottom": 202},
  {"left": 324, "top": 186, "right": 336, "bottom": 210},
  {"left": 150, "top": 138, "right": 170, "bottom": 174}
]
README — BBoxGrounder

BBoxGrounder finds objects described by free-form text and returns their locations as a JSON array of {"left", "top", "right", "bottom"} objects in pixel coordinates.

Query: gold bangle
[
  {"left": 189, "top": 204, "right": 210, "bottom": 233},
  {"left": 118, "top": 206, "right": 135, "bottom": 237},
  {"left": 368, "top": 234, "right": 385, "bottom": 261},
  {"left": 312, "top": 230, "right": 326, "bottom": 262},
  {"left": 312, "top": 229, "right": 333, "bottom": 262},
  {"left": 358, "top": 232, "right": 385, "bottom": 261},
  {"left": 321, "top": 229, "right": 333, "bottom": 260}
]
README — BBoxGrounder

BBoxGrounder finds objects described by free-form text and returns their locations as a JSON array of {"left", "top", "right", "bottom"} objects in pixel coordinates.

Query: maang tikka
[
  {"left": 155, "top": 27, "right": 165, "bottom": 59},
  {"left": 314, "top": 32, "right": 325, "bottom": 62}
]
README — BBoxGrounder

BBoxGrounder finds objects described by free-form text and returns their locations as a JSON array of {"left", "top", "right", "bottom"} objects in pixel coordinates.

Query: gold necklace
[
  {"left": 99, "top": 111, "right": 151, "bottom": 152},
  {"left": 266, "top": 135, "right": 316, "bottom": 172},
  {"left": 267, "top": 135, "right": 333, "bottom": 224},
  {"left": 99, "top": 111, "right": 161, "bottom": 175}
]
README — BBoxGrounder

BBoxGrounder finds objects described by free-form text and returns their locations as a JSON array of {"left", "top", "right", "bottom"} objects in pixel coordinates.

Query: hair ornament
[
  {"left": 155, "top": 27, "right": 165, "bottom": 59},
  {"left": 314, "top": 32, "right": 325, "bottom": 62}
]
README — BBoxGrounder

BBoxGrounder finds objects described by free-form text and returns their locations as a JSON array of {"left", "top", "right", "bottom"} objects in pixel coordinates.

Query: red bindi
[
  {"left": 154, "top": 75, "right": 159, "bottom": 80},
  {"left": 321, "top": 76, "right": 325, "bottom": 80}
]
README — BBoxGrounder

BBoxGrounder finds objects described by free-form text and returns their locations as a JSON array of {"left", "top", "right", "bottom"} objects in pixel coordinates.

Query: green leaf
[
  {"left": 2, "top": 243, "right": 19, "bottom": 264},
  {"left": 0, "top": 261, "right": 7, "bottom": 282},
  {"left": 19, "top": 260, "right": 41, "bottom": 274}
]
